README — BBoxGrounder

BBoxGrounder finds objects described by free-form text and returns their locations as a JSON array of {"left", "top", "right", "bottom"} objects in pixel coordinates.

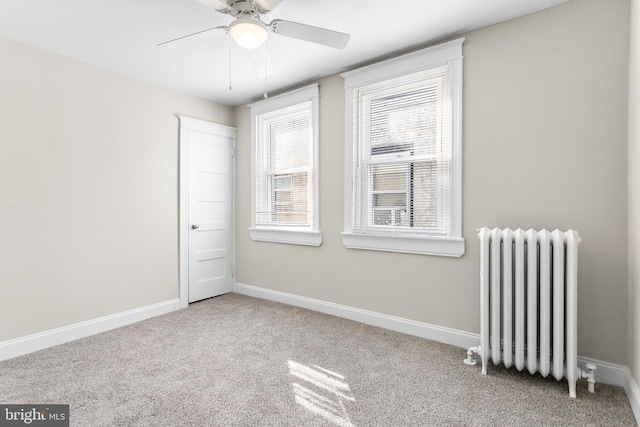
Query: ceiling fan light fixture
[{"left": 229, "top": 17, "right": 269, "bottom": 49}]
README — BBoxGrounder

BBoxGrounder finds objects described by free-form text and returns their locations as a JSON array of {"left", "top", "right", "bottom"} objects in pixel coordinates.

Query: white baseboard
[
  {"left": 626, "top": 369, "right": 640, "bottom": 423},
  {"left": 0, "top": 299, "right": 181, "bottom": 361},
  {"left": 233, "top": 282, "right": 627, "bottom": 388},
  {"left": 234, "top": 282, "right": 480, "bottom": 351}
]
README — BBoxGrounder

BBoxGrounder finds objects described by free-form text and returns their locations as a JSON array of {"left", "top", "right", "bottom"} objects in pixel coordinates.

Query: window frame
[
  {"left": 341, "top": 38, "right": 465, "bottom": 257},
  {"left": 249, "top": 84, "right": 322, "bottom": 246}
]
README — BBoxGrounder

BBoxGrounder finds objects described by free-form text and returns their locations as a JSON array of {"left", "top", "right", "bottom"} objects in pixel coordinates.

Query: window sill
[
  {"left": 342, "top": 232, "right": 464, "bottom": 257},
  {"left": 250, "top": 228, "right": 322, "bottom": 247}
]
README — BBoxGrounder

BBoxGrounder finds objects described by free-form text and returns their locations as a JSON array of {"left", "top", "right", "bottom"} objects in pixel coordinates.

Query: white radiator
[{"left": 466, "top": 227, "right": 594, "bottom": 398}]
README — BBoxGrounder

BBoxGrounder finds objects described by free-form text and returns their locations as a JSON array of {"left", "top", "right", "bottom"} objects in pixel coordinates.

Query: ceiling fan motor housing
[{"left": 228, "top": 0, "right": 261, "bottom": 18}]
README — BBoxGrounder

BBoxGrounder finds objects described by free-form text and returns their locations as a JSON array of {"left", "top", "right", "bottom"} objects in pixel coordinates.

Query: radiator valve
[
  {"left": 464, "top": 346, "right": 480, "bottom": 366},
  {"left": 581, "top": 363, "right": 597, "bottom": 393}
]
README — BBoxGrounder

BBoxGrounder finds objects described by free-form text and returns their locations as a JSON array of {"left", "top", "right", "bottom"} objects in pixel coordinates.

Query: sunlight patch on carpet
[{"left": 288, "top": 360, "right": 355, "bottom": 427}]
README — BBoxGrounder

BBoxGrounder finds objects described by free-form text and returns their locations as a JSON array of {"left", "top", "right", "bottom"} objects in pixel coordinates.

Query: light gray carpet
[{"left": 0, "top": 293, "right": 636, "bottom": 426}]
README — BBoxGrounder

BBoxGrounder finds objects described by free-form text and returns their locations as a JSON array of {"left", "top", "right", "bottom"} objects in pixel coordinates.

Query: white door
[{"left": 180, "top": 117, "right": 235, "bottom": 304}]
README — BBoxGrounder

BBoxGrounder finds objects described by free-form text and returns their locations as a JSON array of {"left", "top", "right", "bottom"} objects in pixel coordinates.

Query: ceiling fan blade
[
  {"left": 157, "top": 26, "right": 228, "bottom": 47},
  {"left": 254, "top": 0, "right": 285, "bottom": 13},
  {"left": 269, "top": 19, "right": 350, "bottom": 49},
  {"left": 196, "top": 0, "right": 232, "bottom": 13}
]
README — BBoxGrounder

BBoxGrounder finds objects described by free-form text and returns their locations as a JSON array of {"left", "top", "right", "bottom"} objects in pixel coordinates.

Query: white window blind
[
  {"left": 256, "top": 104, "right": 311, "bottom": 227},
  {"left": 249, "top": 84, "right": 321, "bottom": 246},
  {"left": 342, "top": 38, "right": 464, "bottom": 257},
  {"left": 352, "top": 65, "right": 451, "bottom": 235}
]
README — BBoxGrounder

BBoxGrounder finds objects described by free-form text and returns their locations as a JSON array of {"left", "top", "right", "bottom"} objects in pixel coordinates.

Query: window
[
  {"left": 342, "top": 38, "right": 464, "bottom": 256},
  {"left": 249, "top": 84, "right": 321, "bottom": 246}
]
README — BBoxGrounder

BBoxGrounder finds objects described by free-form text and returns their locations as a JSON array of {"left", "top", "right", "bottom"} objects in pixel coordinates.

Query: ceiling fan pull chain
[
  {"left": 263, "top": 43, "right": 268, "bottom": 99},
  {"left": 228, "top": 34, "right": 233, "bottom": 91}
]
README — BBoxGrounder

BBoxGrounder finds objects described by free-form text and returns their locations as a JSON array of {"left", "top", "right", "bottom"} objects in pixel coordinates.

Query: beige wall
[
  {"left": 0, "top": 0, "right": 631, "bottom": 369},
  {"left": 629, "top": 0, "right": 640, "bottom": 394},
  {"left": 236, "top": 0, "right": 630, "bottom": 364},
  {"left": 0, "top": 37, "right": 234, "bottom": 341}
]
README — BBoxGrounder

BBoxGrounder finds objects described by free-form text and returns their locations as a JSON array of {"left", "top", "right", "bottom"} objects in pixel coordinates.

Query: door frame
[{"left": 178, "top": 115, "right": 236, "bottom": 309}]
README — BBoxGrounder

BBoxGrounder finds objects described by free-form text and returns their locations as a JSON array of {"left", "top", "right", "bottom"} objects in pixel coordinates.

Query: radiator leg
[{"left": 464, "top": 346, "right": 479, "bottom": 366}]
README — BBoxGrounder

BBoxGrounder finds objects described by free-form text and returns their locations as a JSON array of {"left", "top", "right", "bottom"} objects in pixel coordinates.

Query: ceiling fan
[{"left": 158, "top": 0, "right": 350, "bottom": 50}]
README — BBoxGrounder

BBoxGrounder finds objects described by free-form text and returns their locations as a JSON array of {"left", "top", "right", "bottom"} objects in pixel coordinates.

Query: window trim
[
  {"left": 249, "top": 84, "right": 322, "bottom": 246},
  {"left": 342, "top": 38, "right": 464, "bottom": 257}
]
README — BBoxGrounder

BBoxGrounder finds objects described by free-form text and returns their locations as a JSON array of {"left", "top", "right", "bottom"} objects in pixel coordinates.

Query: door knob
[{"left": 191, "top": 224, "right": 200, "bottom": 229}]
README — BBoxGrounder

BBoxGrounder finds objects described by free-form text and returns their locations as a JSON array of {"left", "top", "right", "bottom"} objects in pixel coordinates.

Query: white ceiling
[{"left": 0, "top": 0, "right": 569, "bottom": 106}]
